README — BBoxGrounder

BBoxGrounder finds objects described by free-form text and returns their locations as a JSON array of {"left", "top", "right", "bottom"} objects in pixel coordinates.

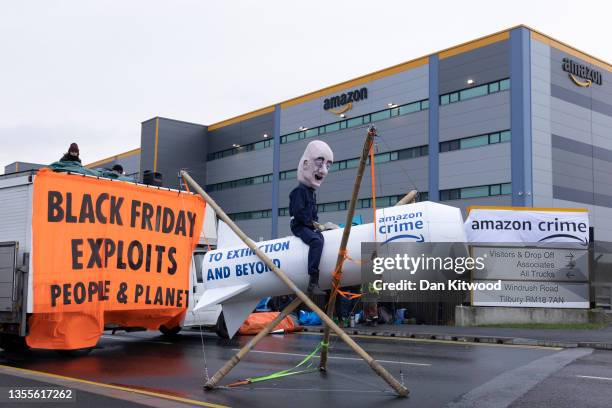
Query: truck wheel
[
  {"left": 0, "top": 334, "right": 30, "bottom": 353},
  {"left": 215, "top": 313, "right": 229, "bottom": 339},
  {"left": 56, "top": 347, "right": 94, "bottom": 357},
  {"left": 159, "top": 325, "right": 182, "bottom": 336}
]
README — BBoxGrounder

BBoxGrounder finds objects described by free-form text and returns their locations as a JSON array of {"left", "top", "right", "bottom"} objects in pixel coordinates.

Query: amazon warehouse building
[{"left": 7, "top": 26, "right": 612, "bottom": 248}]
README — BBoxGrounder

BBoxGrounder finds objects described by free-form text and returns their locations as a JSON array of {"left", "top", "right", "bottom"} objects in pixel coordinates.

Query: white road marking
[
  {"left": 577, "top": 375, "right": 612, "bottom": 381},
  {"left": 231, "top": 348, "right": 430, "bottom": 366},
  {"left": 101, "top": 335, "right": 172, "bottom": 345}
]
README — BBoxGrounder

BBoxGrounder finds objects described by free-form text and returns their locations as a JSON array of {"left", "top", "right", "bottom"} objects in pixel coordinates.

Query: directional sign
[
  {"left": 472, "top": 280, "right": 590, "bottom": 309},
  {"left": 472, "top": 246, "right": 589, "bottom": 282}
]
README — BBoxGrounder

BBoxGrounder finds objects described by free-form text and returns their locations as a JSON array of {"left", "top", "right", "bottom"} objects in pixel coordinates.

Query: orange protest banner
[{"left": 26, "top": 169, "right": 205, "bottom": 349}]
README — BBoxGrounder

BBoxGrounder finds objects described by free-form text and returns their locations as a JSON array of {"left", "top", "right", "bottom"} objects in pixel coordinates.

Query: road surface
[{"left": 1, "top": 329, "right": 610, "bottom": 407}]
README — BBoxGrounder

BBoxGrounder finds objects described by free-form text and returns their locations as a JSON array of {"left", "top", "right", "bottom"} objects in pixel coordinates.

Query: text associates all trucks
[{"left": 0, "top": 169, "right": 225, "bottom": 354}]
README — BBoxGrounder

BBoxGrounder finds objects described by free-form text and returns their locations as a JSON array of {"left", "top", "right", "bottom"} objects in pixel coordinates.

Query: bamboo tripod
[{"left": 181, "top": 128, "right": 409, "bottom": 397}]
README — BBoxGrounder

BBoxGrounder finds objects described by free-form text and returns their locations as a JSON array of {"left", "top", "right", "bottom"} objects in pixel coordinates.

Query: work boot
[{"left": 307, "top": 274, "right": 325, "bottom": 296}]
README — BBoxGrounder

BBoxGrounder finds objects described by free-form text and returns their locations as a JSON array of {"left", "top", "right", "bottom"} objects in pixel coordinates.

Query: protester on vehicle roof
[{"left": 60, "top": 143, "right": 81, "bottom": 164}]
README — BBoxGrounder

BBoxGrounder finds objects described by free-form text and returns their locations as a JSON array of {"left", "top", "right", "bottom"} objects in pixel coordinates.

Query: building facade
[{"left": 6, "top": 25, "right": 612, "bottom": 242}]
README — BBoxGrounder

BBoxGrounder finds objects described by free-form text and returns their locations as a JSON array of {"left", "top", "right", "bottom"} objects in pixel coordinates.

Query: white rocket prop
[{"left": 195, "top": 201, "right": 466, "bottom": 338}]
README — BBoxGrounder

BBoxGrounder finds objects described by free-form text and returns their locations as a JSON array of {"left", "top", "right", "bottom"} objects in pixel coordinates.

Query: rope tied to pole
[
  {"left": 226, "top": 341, "right": 326, "bottom": 387},
  {"left": 328, "top": 249, "right": 363, "bottom": 302}
]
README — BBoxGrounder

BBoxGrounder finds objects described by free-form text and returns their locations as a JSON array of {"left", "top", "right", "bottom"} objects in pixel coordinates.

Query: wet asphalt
[{"left": 0, "top": 329, "right": 580, "bottom": 408}]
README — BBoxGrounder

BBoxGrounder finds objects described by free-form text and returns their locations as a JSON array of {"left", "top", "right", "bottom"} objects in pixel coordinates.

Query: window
[
  {"left": 305, "top": 128, "right": 319, "bottom": 138},
  {"left": 371, "top": 110, "right": 391, "bottom": 122},
  {"left": 439, "top": 183, "right": 512, "bottom": 201},
  {"left": 325, "top": 122, "right": 340, "bottom": 133},
  {"left": 459, "top": 85, "right": 487, "bottom": 100},
  {"left": 347, "top": 117, "right": 362, "bottom": 128},
  {"left": 460, "top": 135, "right": 489, "bottom": 149},
  {"left": 439, "top": 78, "right": 510, "bottom": 106},
  {"left": 461, "top": 185, "right": 490, "bottom": 199},
  {"left": 280, "top": 170, "right": 297, "bottom": 180},
  {"left": 399, "top": 102, "right": 420, "bottom": 115},
  {"left": 212, "top": 98, "right": 431, "bottom": 161},
  {"left": 440, "top": 130, "right": 511, "bottom": 153},
  {"left": 230, "top": 192, "right": 429, "bottom": 220}
]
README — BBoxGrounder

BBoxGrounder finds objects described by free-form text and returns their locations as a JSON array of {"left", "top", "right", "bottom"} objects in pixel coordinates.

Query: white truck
[{"left": 0, "top": 170, "right": 225, "bottom": 353}]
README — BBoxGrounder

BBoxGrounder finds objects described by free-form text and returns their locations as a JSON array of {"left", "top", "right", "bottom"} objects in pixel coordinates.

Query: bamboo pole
[
  {"left": 395, "top": 190, "right": 418, "bottom": 206},
  {"left": 181, "top": 170, "right": 408, "bottom": 397},
  {"left": 204, "top": 297, "right": 302, "bottom": 389},
  {"left": 319, "top": 126, "right": 376, "bottom": 370}
]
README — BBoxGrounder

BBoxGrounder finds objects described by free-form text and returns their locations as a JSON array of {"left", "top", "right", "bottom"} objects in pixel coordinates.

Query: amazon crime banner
[
  {"left": 31, "top": 169, "right": 205, "bottom": 313},
  {"left": 464, "top": 207, "right": 589, "bottom": 244}
]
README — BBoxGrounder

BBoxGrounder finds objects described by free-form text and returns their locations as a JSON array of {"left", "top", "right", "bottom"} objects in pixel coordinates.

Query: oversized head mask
[{"left": 297, "top": 140, "right": 334, "bottom": 189}]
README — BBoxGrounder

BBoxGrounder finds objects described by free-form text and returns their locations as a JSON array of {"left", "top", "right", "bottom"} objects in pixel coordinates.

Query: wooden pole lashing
[
  {"left": 181, "top": 170, "right": 408, "bottom": 397},
  {"left": 319, "top": 126, "right": 376, "bottom": 371},
  {"left": 204, "top": 297, "right": 302, "bottom": 389}
]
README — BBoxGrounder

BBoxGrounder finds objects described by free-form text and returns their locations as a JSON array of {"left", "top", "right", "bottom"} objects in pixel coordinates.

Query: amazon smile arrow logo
[
  {"left": 562, "top": 57, "right": 602, "bottom": 87},
  {"left": 323, "top": 87, "right": 368, "bottom": 116}
]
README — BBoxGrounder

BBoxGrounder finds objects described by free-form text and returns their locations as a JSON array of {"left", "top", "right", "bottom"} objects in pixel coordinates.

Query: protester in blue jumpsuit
[{"left": 289, "top": 140, "right": 336, "bottom": 296}]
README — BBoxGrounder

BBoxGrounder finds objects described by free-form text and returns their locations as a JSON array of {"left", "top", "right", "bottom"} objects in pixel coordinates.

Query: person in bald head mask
[{"left": 290, "top": 140, "right": 338, "bottom": 296}]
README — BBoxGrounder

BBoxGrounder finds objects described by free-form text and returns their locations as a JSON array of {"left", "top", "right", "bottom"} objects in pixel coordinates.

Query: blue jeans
[{"left": 292, "top": 226, "right": 324, "bottom": 276}]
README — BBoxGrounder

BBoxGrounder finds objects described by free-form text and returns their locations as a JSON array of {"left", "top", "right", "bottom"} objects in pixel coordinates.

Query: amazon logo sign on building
[
  {"left": 562, "top": 57, "right": 603, "bottom": 87},
  {"left": 323, "top": 87, "right": 368, "bottom": 115}
]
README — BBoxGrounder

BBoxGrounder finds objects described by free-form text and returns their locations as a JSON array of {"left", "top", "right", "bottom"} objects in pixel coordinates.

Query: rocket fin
[
  {"left": 194, "top": 283, "right": 251, "bottom": 310},
  {"left": 222, "top": 299, "right": 260, "bottom": 339},
  {"left": 217, "top": 221, "right": 245, "bottom": 248}
]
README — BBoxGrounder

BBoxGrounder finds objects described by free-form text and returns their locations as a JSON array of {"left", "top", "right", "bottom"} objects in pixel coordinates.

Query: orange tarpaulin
[
  {"left": 238, "top": 312, "right": 300, "bottom": 335},
  {"left": 27, "top": 169, "right": 205, "bottom": 349}
]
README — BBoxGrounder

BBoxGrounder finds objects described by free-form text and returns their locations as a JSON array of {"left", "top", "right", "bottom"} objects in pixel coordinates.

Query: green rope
[{"left": 246, "top": 341, "right": 325, "bottom": 384}]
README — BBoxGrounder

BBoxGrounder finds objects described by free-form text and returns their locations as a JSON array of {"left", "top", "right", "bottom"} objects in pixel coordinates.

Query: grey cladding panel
[
  {"left": 206, "top": 148, "right": 273, "bottom": 185},
  {"left": 140, "top": 119, "right": 157, "bottom": 179},
  {"left": 234, "top": 219, "right": 272, "bottom": 241},
  {"left": 278, "top": 111, "right": 428, "bottom": 172},
  {"left": 439, "top": 41, "right": 509, "bottom": 94},
  {"left": 445, "top": 195, "right": 512, "bottom": 217},
  {"left": 551, "top": 85, "right": 612, "bottom": 118},
  {"left": 439, "top": 91, "right": 510, "bottom": 141},
  {"left": 210, "top": 184, "right": 273, "bottom": 214},
  {"left": 549, "top": 47, "right": 612, "bottom": 103},
  {"left": 439, "top": 143, "right": 511, "bottom": 190},
  {"left": 277, "top": 158, "right": 428, "bottom": 208},
  {"left": 154, "top": 118, "right": 207, "bottom": 189},
  {"left": 207, "top": 112, "right": 274, "bottom": 154}
]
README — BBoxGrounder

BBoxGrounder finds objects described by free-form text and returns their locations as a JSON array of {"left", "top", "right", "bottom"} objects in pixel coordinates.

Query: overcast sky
[{"left": 1, "top": 0, "right": 610, "bottom": 171}]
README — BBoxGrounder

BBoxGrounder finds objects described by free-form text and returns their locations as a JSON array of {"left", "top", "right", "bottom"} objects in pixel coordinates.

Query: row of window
[
  {"left": 207, "top": 173, "right": 274, "bottom": 192},
  {"left": 207, "top": 138, "right": 273, "bottom": 161},
  {"left": 439, "top": 130, "right": 511, "bottom": 152},
  {"left": 228, "top": 192, "right": 430, "bottom": 221},
  {"left": 207, "top": 99, "right": 429, "bottom": 162},
  {"left": 208, "top": 144, "right": 429, "bottom": 191},
  {"left": 439, "top": 183, "right": 511, "bottom": 201},
  {"left": 208, "top": 78, "right": 510, "bottom": 162},
  {"left": 440, "top": 78, "right": 509, "bottom": 106},
  {"left": 280, "top": 99, "right": 429, "bottom": 144}
]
